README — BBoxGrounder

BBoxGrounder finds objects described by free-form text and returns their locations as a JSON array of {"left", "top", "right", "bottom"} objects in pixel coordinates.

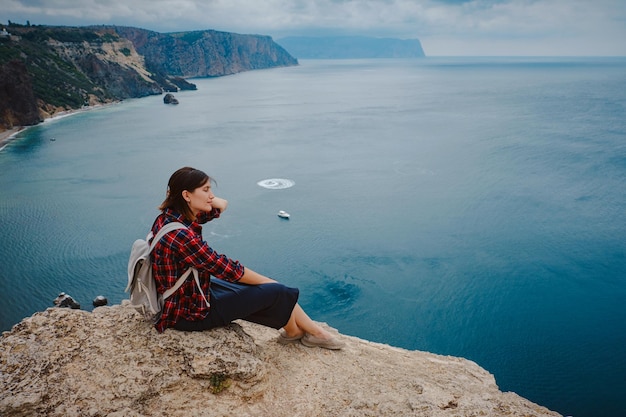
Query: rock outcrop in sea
[
  {"left": 0, "top": 302, "right": 561, "bottom": 417},
  {"left": 163, "top": 93, "right": 179, "bottom": 104}
]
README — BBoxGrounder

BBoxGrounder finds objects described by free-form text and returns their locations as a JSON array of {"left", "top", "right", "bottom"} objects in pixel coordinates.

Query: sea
[{"left": 1, "top": 57, "right": 625, "bottom": 417}]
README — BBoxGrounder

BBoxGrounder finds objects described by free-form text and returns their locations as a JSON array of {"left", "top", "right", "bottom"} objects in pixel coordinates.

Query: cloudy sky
[{"left": 1, "top": 0, "right": 625, "bottom": 56}]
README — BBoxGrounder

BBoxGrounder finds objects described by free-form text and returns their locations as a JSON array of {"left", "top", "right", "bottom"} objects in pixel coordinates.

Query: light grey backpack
[{"left": 126, "top": 222, "right": 209, "bottom": 322}]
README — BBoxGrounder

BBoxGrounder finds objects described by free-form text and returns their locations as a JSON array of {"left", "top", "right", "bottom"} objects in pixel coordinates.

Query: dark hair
[{"left": 159, "top": 167, "right": 213, "bottom": 221}]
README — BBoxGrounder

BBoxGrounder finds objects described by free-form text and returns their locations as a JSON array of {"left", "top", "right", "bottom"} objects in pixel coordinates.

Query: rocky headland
[
  {"left": 0, "top": 302, "right": 561, "bottom": 417},
  {"left": 0, "top": 24, "right": 297, "bottom": 134}
]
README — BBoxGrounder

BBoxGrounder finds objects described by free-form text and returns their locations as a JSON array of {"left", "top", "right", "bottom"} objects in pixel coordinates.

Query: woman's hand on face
[{"left": 211, "top": 196, "right": 228, "bottom": 212}]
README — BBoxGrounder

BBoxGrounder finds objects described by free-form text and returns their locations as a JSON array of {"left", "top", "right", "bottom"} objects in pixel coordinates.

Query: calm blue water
[{"left": 1, "top": 57, "right": 625, "bottom": 417}]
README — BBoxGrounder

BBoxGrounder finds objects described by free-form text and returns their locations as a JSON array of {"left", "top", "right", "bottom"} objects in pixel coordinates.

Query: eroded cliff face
[
  {"left": 112, "top": 27, "right": 298, "bottom": 77},
  {"left": 46, "top": 36, "right": 164, "bottom": 100},
  {"left": 0, "top": 25, "right": 297, "bottom": 131},
  {"left": 0, "top": 302, "right": 561, "bottom": 417},
  {"left": 0, "top": 60, "right": 42, "bottom": 129}
]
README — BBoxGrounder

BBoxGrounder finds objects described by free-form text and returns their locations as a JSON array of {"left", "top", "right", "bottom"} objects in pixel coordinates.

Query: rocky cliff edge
[{"left": 0, "top": 302, "right": 561, "bottom": 417}]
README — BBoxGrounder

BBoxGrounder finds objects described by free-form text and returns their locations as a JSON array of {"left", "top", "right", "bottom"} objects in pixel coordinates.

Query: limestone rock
[{"left": 0, "top": 302, "right": 562, "bottom": 417}]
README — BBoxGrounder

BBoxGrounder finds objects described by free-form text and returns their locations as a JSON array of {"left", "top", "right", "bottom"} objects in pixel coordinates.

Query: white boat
[{"left": 277, "top": 210, "right": 290, "bottom": 219}]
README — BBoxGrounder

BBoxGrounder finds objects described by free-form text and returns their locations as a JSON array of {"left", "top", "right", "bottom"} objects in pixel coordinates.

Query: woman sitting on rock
[{"left": 150, "top": 166, "right": 344, "bottom": 350}]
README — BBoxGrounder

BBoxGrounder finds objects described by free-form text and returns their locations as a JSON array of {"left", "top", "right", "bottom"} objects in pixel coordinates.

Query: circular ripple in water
[{"left": 257, "top": 178, "right": 295, "bottom": 189}]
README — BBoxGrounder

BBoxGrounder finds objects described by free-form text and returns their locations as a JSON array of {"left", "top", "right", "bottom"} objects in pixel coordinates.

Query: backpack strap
[
  {"left": 162, "top": 268, "right": 209, "bottom": 307},
  {"left": 149, "top": 221, "right": 187, "bottom": 252},
  {"left": 151, "top": 221, "right": 210, "bottom": 308}
]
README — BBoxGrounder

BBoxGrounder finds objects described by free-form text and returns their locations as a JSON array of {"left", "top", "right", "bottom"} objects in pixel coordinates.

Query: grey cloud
[{"left": 1, "top": 0, "right": 625, "bottom": 55}]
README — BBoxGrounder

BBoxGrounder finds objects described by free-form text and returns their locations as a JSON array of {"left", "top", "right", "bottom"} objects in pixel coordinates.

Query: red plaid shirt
[{"left": 151, "top": 207, "right": 244, "bottom": 332}]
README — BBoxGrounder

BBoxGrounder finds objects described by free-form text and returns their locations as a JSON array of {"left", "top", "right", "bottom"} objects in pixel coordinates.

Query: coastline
[
  {"left": 0, "top": 127, "right": 25, "bottom": 151},
  {"left": 0, "top": 103, "right": 117, "bottom": 151}
]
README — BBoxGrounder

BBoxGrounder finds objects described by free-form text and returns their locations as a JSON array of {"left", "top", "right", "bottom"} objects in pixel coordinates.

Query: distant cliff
[
  {"left": 277, "top": 36, "right": 425, "bottom": 59},
  {"left": 0, "top": 24, "right": 297, "bottom": 131},
  {"left": 112, "top": 26, "right": 297, "bottom": 77}
]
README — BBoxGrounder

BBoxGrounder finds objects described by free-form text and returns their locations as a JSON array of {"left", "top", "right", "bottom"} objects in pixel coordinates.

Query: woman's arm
[
  {"left": 211, "top": 196, "right": 228, "bottom": 213},
  {"left": 237, "top": 267, "right": 277, "bottom": 285},
  {"left": 205, "top": 197, "right": 274, "bottom": 285}
]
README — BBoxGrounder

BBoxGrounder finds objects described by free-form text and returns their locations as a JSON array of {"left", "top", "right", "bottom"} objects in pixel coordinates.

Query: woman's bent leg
[
  {"left": 174, "top": 279, "right": 298, "bottom": 332},
  {"left": 282, "top": 304, "right": 346, "bottom": 350}
]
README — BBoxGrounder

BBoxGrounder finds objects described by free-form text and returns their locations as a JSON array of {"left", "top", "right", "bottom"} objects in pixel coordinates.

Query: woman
[{"left": 150, "top": 166, "right": 344, "bottom": 350}]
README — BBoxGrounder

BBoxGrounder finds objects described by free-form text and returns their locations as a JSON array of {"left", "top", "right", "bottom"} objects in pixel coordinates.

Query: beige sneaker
[
  {"left": 301, "top": 333, "right": 345, "bottom": 350},
  {"left": 277, "top": 329, "right": 304, "bottom": 345}
]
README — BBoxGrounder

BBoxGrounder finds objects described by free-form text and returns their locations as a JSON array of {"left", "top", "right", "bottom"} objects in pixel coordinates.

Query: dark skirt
[{"left": 173, "top": 278, "right": 299, "bottom": 332}]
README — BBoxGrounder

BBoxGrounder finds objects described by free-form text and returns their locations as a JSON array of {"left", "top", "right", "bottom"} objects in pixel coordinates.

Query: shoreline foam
[{"left": 0, "top": 127, "right": 25, "bottom": 152}]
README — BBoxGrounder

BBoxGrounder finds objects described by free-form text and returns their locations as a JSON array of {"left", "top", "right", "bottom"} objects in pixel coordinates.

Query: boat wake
[{"left": 257, "top": 178, "right": 295, "bottom": 189}]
